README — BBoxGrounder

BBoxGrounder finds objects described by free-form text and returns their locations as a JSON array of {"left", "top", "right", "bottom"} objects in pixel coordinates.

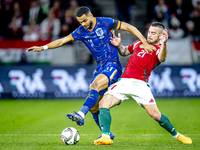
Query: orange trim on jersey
[
  {"left": 110, "top": 29, "right": 114, "bottom": 35},
  {"left": 110, "top": 70, "right": 117, "bottom": 81},
  {"left": 69, "top": 34, "right": 75, "bottom": 41},
  {"left": 116, "top": 21, "right": 121, "bottom": 30},
  {"left": 88, "top": 17, "right": 96, "bottom": 31}
]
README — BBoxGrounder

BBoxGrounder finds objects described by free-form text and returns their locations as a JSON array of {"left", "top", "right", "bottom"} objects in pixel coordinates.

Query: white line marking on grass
[
  {"left": 0, "top": 134, "right": 61, "bottom": 136},
  {"left": 0, "top": 134, "right": 95, "bottom": 136},
  {"left": 0, "top": 134, "right": 199, "bottom": 136}
]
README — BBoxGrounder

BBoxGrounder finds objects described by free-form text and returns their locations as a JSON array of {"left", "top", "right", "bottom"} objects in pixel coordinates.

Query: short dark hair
[
  {"left": 76, "top": 6, "right": 91, "bottom": 17},
  {"left": 151, "top": 22, "right": 165, "bottom": 30}
]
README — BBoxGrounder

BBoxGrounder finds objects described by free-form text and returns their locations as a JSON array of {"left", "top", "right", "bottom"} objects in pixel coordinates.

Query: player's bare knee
[
  {"left": 99, "top": 100, "right": 104, "bottom": 108},
  {"left": 151, "top": 112, "right": 161, "bottom": 121},
  {"left": 99, "top": 99, "right": 107, "bottom": 108},
  {"left": 90, "top": 82, "right": 99, "bottom": 91}
]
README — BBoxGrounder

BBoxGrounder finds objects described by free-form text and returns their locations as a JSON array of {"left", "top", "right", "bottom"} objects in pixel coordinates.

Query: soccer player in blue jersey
[{"left": 26, "top": 6, "right": 155, "bottom": 139}]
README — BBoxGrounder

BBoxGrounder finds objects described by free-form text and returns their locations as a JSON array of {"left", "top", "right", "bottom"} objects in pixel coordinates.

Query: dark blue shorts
[{"left": 91, "top": 65, "right": 122, "bottom": 96}]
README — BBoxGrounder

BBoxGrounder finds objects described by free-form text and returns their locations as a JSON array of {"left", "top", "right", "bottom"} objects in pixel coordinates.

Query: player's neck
[
  {"left": 153, "top": 40, "right": 161, "bottom": 45},
  {"left": 91, "top": 17, "right": 94, "bottom": 25},
  {"left": 147, "top": 41, "right": 160, "bottom": 46},
  {"left": 88, "top": 17, "right": 96, "bottom": 31},
  {"left": 154, "top": 42, "right": 160, "bottom": 46}
]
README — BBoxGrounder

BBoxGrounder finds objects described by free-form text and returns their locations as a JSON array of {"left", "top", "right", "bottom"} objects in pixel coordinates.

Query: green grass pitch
[{"left": 0, "top": 98, "right": 200, "bottom": 150}]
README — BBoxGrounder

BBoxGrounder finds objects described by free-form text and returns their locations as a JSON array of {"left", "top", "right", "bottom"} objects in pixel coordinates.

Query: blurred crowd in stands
[
  {"left": 0, "top": 0, "right": 199, "bottom": 42},
  {"left": 0, "top": 0, "right": 100, "bottom": 41},
  {"left": 146, "top": 0, "right": 200, "bottom": 39}
]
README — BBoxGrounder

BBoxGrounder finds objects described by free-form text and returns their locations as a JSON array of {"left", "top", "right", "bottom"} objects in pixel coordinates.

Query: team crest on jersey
[
  {"left": 77, "top": 31, "right": 81, "bottom": 34},
  {"left": 139, "top": 44, "right": 144, "bottom": 49},
  {"left": 95, "top": 28, "right": 104, "bottom": 36}
]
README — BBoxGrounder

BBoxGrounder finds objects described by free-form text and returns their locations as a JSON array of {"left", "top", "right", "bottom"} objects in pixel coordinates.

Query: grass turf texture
[{"left": 0, "top": 98, "right": 199, "bottom": 150}]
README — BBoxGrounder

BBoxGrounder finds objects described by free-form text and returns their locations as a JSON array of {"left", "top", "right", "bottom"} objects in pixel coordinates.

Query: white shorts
[{"left": 105, "top": 78, "right": 156, "bottom": 106}]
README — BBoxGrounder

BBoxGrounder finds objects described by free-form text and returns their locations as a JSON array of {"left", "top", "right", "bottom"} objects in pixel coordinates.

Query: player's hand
[
  {"left": 162, "top": 29, "right": 169, "bottom": 43},
  {"left": 110, "top": 33, "right": 121, "bottom": 47},
  {"left": 26, "top": 46, "right": 44, "bottom": 52},
  {"left": 143, "top": 42, "right": 156, "bottom": 53}
]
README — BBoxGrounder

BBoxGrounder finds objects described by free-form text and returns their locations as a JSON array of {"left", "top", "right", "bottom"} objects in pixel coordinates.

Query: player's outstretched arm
[
  {"left": 110, "top": 33, "right": 130, "bottom": 56},
  {"left": 158, "top": 29, "right": 168, "bottom": 62},
  {"left": 119, "top": 22, "right": 156, "bottom": 53},
  {"left": 26, "top": 36, "right": 72, "bottom": 52}
]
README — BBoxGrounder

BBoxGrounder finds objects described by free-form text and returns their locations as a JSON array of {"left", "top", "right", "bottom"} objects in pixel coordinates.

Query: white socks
[
  {"left": 102, "top": 134, "right": 110, "bottom": 138},
  {"left": 173, "top": 132, "right": 179, "bottom": 139},
  {"left": 78, "top": 111, "right": 85, "bottom": 118}
]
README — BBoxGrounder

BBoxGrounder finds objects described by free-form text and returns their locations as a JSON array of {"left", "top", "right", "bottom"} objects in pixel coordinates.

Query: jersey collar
[{"left": 88, "top": 17, "right": 96, "bottom": 31}]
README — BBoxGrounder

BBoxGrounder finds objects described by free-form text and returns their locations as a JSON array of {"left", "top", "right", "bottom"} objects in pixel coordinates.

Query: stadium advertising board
[
  {"left": 0, "top": 65, "right": 199, "bottom": 99},
  {"left": 149, "top": 65, "right": 200, "bottom": 97}
]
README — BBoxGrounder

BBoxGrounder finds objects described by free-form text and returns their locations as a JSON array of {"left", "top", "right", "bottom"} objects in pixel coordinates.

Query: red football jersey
[{"left": 121, "top": 40, "right": 161, "bottom": 82}]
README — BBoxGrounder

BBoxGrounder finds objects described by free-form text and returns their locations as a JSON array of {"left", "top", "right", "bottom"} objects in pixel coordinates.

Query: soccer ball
[{"left": 61, "top": 127, "right": 80, "bottom": 145}]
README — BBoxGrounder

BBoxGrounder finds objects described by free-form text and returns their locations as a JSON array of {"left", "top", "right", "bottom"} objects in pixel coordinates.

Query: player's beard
[
  {"left": 147, "top": 37, "right": 160, "bottom": 45},
  {"left": 88, "top": 21, "right": 93, "bottom": 29}
]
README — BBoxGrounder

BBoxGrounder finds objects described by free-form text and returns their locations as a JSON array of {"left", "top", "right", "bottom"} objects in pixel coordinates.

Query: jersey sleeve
[
  {"left": 156, "top": 52, "right": 167, "bottom": 65},
  {"left": 103, "top": 17, "right": 121, "bottom": 30},
  {"left": 155, "top": 45, "right": 162, "bottom": 65},
  {"left": 69, "top": 28, "right": 81, "bottom": 41},
  {"left": 111, "top": 20, "right": 121, "bottom": 30},
  {"left": 128, "top": 44, "right": 134, "bottom": 53},
  {"left": 128, "top": 40, "right": 141, "bottom": 53},
  {"left": 156, "top": 56, "right": 161, "bottom": 65}
]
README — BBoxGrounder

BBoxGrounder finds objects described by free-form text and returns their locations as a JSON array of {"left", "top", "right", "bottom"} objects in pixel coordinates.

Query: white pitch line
[
  {"left": 0, "top": 134, "right": 95, "bottom": 136},
  {"left": 0, "top": 134, "right": 199, "bottom": 136}
]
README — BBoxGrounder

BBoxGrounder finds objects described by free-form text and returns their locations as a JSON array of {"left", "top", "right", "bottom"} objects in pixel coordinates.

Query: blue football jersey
[{"left": 69, "top": 17, "right": 122, "bottom": 72}]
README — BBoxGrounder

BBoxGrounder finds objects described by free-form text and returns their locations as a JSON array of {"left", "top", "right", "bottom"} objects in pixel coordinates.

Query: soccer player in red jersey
[
  {"left": 26, "top": 6, "right": 156, "bottom": 141},
  {"left": 93, "top": 22, "right": 192, "bottom": 145}
]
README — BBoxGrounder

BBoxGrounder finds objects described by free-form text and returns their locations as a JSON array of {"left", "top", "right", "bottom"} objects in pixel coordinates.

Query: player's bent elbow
[
  {"left": 159, "top": 58, "right": 166, "bottom": 62},
  {"left": 158, "top": 56, "right": 166, "bottom": 62},
  {"left": 120, "top": 22, "right": 132, "bottom": 31},
  {"left": 119, "top": 52, "right": 126, "bottom": 57}
]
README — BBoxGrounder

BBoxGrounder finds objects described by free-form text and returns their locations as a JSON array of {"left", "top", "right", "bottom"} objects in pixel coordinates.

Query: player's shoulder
[
  {"left": 70, "top": 25, "right": 87, "bottom": 39},
  {"left": 95, "top": 17, "right": 114, "bottom": 28},
  {"left": 72, "top": 25, "right": 84, "bottom": 34},
  {"left": 97, "top": 17, "right": 113, "bottom": 20},
  {"left": 154, "top": 43, "right": 162, "bottom": 49},
  {"left": 128, "top": 40, "right": 142, "bottom": 52},
  {"left": 97, "top": 17, "right": 114, "bottom": 23},
  {"left": 154, "top": 44, "right": 162, "bottom": 55},
  {"left": 130, "top": 40, "right": 142, "bottom": 47},
  {"left": 77, "top": 25, "right": 84, "bottom": 30},
  {"left": 134, "top": 40, "right": 142, "bottom": 44}
]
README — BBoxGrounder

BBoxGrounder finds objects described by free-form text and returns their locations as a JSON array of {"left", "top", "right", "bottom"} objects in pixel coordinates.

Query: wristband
[{"left": 42, "top": 45, "right": 48, "bottom": 50}]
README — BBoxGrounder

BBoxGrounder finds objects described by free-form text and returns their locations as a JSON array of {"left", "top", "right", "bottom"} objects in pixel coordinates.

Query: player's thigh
[
  {"left": 130, "top": 79, "right": 156, "bottom": 105},
  {"left": 142, "top": 104, "right": 161, "bottom": 121},
  {"left": 90, "top": 74, "right": 109, "bottom": 91},
  {"left": 99, "top": 94, "right": 121, "bottom": 109},
  {"left": 130, "top": 81, "right": 161, "bottom": 120},
  {"left": 90, "top": 66, "right": 121, "bottom": 92},
  {"left": 90, "top": 95, "right": 103, "bottom": 113},
  {"left": 98, "top": 66, "right": 122, "bottom": 95},
  {"left": 101, "top": 66, "right": 122, "bottom": 87}
]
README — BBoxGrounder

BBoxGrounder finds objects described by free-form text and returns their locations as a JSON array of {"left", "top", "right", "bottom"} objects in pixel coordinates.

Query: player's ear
[
  {"left": 159, "top": 34, "right": 164, "bottom": 42},
  {"left": 159, "top": 34, "right": 162, "bottom": 40},
  {"left": 159, "top": 31, "right": 163, "bottom": 39},
  {"left": 89, "top": 12, "right": 93, "bottom": 18}
]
